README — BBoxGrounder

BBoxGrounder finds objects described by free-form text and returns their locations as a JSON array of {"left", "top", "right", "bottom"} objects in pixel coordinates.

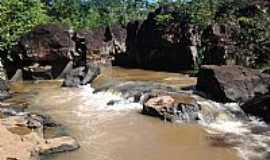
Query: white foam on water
[
  {"left": 207, "top": 120, "right": 249, "bottom": 135},
  {"left": 39, "top": 84, "right": 270, "bottom": 160},
  {"left": 205, "top": 112, "right": 270, "bottom": 160},
  {"left": 192, "top": 96, "right": 270, "bottom": 160},
  {"left": 76, "top": 84, "right": 143, "bottom": 112}
]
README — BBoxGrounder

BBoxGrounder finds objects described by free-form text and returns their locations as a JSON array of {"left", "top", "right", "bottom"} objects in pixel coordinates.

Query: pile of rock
[
  {"left": 0, "top": 80, "right": 79, "bottom": 160},
  {"left": 2, "top": 24, "right": 102, "bottom": 87},
  {"left": 0, "top": 109, "right": 80, "bottom": 160}
]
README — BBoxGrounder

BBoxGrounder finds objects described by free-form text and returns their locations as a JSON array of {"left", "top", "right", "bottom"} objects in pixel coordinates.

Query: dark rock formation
[
  {"left": 241, "top": 94, "right": 270, "bottom": 122},
  {"left": 196, "top": 65, "right": 270, "bottom": 103},
  {"left": 202, "top": 21, "right": 264, "bottom": 68},
  {"left": 113, "top": 6, "right": 200, "bottom": 71},
  {"left": 202, "top": 22, "right": 242, "bottom": 65},
  {"left": 77, "top": 25, "right": 127, "bottom": 64},
  {"left": 62, "top": 63, "right": 100, "bottom": 87},
  {"left": 202, "top": 1, "right": 270, "bottom": 68},
  {"left": 262, "top": 68, "right": 270, "bottom": 74},
  {"left": 6, "top": 24, "right": 102, "bottom": 86},
  {"left": 12, "top": 24, "right": 80, "bottom": 80},
  {"left": 0, "top": 79, "right": 9, "bottom": 100}
]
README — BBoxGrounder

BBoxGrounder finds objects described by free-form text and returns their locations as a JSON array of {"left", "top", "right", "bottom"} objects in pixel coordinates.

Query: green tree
[
  {"left": 45, "top": 0, "right": 152, "bottom": 29},
  {"left": 0, "top": 0, "right": 49, "bottom": 58},
  {"left": 46, "top": 0, "right": 81, "bottom": 28}
]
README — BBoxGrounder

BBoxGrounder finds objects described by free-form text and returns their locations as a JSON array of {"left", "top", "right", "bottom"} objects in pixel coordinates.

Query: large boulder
[
  {"left": 196, "top": 65, "right": 270, "bottom": 103},
  {"left": 241, "top": 94, "right": 270, "bottom": 122},
  {"left": 142, "top": 93, "right": 202, "bottom": 122},
  {"left": 77, "top": 25, "right": 127, "bottom": 64},
  {"left": 12, "top": 24, "right": 82, "bottom": 80},
  {"left": 113, "top": 6, "right": 200, "bottom": 71}
]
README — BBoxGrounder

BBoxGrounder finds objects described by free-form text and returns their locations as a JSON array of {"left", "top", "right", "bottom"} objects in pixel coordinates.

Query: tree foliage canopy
[
  {"left": 0, "top": 0, "right": 49, "bottom": 56},
  {"left": 0, "top": 0, "right": 269, "bottom": 68}
]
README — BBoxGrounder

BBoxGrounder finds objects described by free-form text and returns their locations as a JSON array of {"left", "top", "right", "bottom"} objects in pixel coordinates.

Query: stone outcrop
[
  {"left": 4, "top": 24, "right": 102, "bottom": 86},
  {"left": 77, "top": 25, "right": 127, "bottom": 64},
  {"left": 202, "top": 22, "right": 242, "bottom": 65},
  {"left": 113, "top": 6, "right": 200, "bottom": 71},
  {"left": 201, "top": 21, "right": 264, "bottom": 68},
  {"left": 0, "top": 101, "right": 79, "bottom": 160},
  {"left": 11, "top": 24, "right": 81, "bottom": 80},
  {"left": 196, "top": 65, "right": 270, "bottom": 103},
  {"left": 202, "top": 1, "right": 270, "bottom": 68}
]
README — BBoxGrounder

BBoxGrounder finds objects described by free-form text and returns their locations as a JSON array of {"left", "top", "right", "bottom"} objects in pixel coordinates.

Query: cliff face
[
  {"left": 5, "top": 1, "right": 269, "bottom": 79},
  {"left": 9, "top": 24, "right": 78, "bottom": 80},
  {"left": 110, "top": 3, "right": 270, "bottom": 71},
  {"left": 113, "top": 6, "right": 200, "bottom": 71}
]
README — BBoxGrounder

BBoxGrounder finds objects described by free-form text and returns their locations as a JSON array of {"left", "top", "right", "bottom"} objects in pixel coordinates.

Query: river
[{"left": 7, "top": 67, "right": 270, "bottom": 160}]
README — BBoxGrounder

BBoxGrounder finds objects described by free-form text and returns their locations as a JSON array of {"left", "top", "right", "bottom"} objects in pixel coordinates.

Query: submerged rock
[
  {"left": 40, "top": 136, "right": 80, "bottom": 155},
  {"left": 241, "top": 94, "right": 270, "bottom": 122},
  {"left": 196, "top": 65, "right": 270, "bottom": 103},
  {"left": 102, "top": 81, "right": 178, "bottom": 102}
]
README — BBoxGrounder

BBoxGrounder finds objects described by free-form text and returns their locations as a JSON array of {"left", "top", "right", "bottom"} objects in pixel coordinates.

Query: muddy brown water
[{"left": 8, "top": 67, "right": 239, "bottom": 160}]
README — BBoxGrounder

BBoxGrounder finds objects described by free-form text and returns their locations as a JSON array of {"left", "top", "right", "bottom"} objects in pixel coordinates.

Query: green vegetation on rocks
[
  {"left": 0, "top": 0, "right": 49, "bottom": 59},
  {"left": 0, "top": 0, "right": 270, "bottom": 69}
]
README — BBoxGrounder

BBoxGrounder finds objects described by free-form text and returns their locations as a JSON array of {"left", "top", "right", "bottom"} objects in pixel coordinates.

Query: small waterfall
[
  {"left": 78, "top": 84, "right": 142, "bottom": 112},
  {"left": 192, "top": 96, "right": 270, "bottom": 160},
  {"left": 139, "top": 89, "right": 270, "bottom": 160},
  {"left": 84, "top": 83, "right": 270, "bottom": 160}
]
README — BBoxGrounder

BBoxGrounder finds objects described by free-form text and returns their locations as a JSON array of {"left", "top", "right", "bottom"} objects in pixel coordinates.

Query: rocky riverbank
[
  {"left": 0, "top": 80, "right": 79, "bottom": 160},
  {"left": 1, "top": 64, "right": 270, "bottom": 160}
]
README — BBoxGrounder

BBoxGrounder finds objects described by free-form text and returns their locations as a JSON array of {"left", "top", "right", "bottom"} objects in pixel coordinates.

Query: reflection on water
[{"left": 8, "top": 67, "right": 239, "bottom": 160}]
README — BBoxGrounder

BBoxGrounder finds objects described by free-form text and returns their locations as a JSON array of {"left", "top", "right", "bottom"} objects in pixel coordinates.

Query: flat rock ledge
[{"left": 0, "top": 102, "right": 80, "bottom": 160}]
